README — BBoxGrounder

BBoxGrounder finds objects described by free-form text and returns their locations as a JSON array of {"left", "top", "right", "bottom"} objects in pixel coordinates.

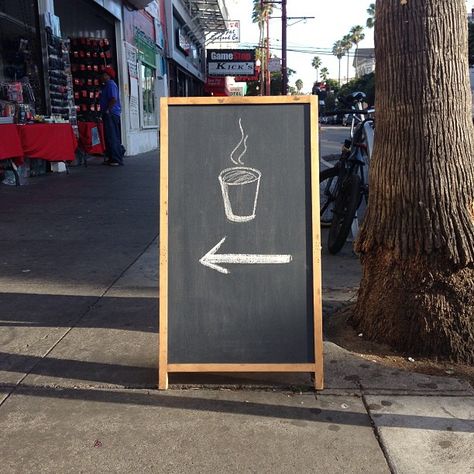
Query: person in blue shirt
[{"left": 100, "top": 66, "right": 124, "bottom": 166}]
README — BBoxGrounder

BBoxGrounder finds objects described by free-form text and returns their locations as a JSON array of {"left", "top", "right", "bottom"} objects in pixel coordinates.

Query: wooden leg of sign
[
  {"left": 158, "top": 368, "right": 168, "bottom": 390},
  {"left": 314, "top": 368, "right": 324, "bottom": 391},
  {"left": 314, "top": 299, "right": 324, "bottom": 391}
]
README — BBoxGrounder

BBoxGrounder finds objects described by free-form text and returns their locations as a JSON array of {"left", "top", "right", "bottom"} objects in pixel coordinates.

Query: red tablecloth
[
  {"left": 78, "top": 121, "right": 105, "bottom": 155},
  {"left": 0, "top": 124, "right": 24, "bottom": 164},
  {"left": 16, "top": 123, "right": 77, "bottom": 162}
]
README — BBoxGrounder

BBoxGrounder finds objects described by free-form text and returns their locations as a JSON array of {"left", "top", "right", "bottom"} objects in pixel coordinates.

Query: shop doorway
[{"left": 53, "top": 0, "right": 122, "bottom": 155}]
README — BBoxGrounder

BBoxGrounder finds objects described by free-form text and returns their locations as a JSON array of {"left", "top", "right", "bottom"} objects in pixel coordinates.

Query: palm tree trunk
[
  {"left": 353, "top": 0, "right": 474, "bottom": 363},
  {"left": 338, "top": 59, "right": 341, "bottom": 86},
  {"left": 346, "top": 50, "right": 350, "bottom": 82}
]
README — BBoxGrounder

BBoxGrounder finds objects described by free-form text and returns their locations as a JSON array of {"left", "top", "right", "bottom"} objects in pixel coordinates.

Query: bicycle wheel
[
  {"left": 320, "top": 166, "right": 339, "bottom": 226},
  {"left": 328, "top": 173, "right": 362, "bottom": 254}
]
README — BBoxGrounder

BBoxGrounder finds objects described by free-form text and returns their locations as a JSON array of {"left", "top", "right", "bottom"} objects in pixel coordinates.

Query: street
[{"left": 320, "top": 125, "right": 350, "bottom": 167}]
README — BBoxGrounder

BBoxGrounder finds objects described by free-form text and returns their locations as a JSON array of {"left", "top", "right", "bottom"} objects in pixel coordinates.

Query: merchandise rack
[{"left": 69, "top": 37, "right": 112, "bottom": 122}]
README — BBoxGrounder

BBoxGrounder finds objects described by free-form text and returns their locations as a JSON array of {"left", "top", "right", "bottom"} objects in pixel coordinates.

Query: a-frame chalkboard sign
[{"left": 159, "top": 96, "right": 323, "bottom": 390}]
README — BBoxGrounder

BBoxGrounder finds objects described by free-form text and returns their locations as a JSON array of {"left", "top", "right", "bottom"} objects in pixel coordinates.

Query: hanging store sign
[
  {"left": 207, "top": 49, "right": 256, "bottom": 77},
  {"left": 135, "top": 28, "right": 157, "bottom": 67},
  {"left": 219, "top": 20, "right": 240, "bottom": 43}
]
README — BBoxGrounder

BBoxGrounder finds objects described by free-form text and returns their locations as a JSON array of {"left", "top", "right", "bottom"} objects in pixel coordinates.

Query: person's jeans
[{"left": 102, "top": 113, "right": 124, "bottom": 164}]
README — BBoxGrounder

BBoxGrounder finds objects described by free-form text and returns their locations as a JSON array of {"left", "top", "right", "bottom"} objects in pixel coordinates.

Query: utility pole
[
  {"left": 264, "top": 0, "right": 313, "bottom": 95},
  {"left": 266, "top": 14, "right": 271, "bottom": 95},
  {"left": 281, "top": 0, "right": 287, "bottom": 95}
]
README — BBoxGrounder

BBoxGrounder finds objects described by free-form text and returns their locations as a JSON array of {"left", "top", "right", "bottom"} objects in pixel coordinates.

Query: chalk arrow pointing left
[{"left": 199, "top": 236, "right": 292, "bottom": 274}]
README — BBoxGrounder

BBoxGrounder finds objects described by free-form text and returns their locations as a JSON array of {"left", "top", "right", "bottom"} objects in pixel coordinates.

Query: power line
[{"left": 241, "top": 42, "right": 374, "bottom": 58}]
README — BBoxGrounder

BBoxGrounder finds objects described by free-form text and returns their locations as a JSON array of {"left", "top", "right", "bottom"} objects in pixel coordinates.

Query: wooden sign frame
[{"left": 159, "top": 96, "right": 323, "bottom": 390}]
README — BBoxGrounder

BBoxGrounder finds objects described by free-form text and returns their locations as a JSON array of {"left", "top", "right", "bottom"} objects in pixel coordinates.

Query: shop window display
[
  {"left": 141, "top": 63, "right": 157, "bottom": 127},
  {"left": 0, "top": 79, "right": 35, "bottom": 124},
  {"left": 0, "top": 36, "right": 40, "bottom": 123},
  {"left": 0, "top": 1, "right": 44, "bottom": 121}
]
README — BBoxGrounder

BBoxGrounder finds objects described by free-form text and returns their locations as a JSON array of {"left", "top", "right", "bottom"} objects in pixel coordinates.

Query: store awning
[{"left": 182, "top": 0, "right": 229, "bottom": 33}]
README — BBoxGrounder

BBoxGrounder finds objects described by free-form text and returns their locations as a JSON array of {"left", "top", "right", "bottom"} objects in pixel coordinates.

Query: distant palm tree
[
  {"left": 311, "top": 56, "right": 322, "bottom": 81},
  {"left": 295, "top": 79, "right": 303, "bottom": 94},
  {"left": 341, "top": 34, "right": 352, "bottom": 83},
  {"left": 366, "top": 3, "right": 375, "bottom": 29},
  {"left": 332, "top": 40, "right": 345, "bottom": 86},
  {"left": 320, "top": 67, "right": 329, "bottom": 81},
  {"left": 252, "top": 1, "right": 274, "bottom": 46},
  {"left": 252, "top": 1, "right": 275, "bottom": 93},
  {"left": 350, "top": 25, "right": 365, "bottom": 56}
]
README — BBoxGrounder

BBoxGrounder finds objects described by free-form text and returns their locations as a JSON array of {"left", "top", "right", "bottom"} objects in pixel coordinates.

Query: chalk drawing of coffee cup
[
  {"left": 219, "top": 118, "right": 262, "bottom": 222},
  {"left": 219, "top": 166, "right": 261, "bottom": 222}
]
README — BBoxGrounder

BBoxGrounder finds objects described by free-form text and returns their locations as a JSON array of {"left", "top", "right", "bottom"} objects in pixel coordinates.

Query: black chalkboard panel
[{"left": 159, "top": 97, "right": 322, "bottom": 389}]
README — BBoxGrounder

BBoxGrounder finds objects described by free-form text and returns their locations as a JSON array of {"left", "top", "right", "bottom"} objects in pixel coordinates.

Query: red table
[
  {"left": 16, "top": 123, "right": 77, "bottom": 162},
  {"left": 0, "top": 124, "right": 24, "bottom": 165}
]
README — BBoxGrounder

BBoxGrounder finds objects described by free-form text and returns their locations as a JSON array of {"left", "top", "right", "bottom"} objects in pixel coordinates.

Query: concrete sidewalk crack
[{"left": 361, "top": 390, "right": 396, "bottom": 474}]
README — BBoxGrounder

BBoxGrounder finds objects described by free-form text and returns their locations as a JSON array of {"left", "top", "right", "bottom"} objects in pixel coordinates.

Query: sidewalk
[{"left": 0, "top": 153, "right": 473, "bottom": 473}]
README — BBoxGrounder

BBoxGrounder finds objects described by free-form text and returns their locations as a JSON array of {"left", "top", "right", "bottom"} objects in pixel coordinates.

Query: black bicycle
[{"left": 320, "top": 92, "right": 374, "bottom": 254}]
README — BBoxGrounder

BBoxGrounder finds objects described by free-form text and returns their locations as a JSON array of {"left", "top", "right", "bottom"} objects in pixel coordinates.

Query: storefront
[
  {"left": 0, "top": 0, "right": 124, "bottom": 184},
  {"left": 52, "top": 0, "right": 122, "bottom": 155},
  {"left": 0, "top": 0, "right": 229, "bottom": 182},
  {"left": 122, "top": 0, "right": 167, "bottom": 155},
  {"left": 0, "top": 0, "right": 79, "bottom": 183},
  {"left": 164, "top": 0, "right": 206, "bottom": 97}
]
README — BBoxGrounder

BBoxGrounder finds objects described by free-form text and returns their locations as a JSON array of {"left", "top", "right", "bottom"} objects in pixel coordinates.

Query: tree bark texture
[{"left": 353, "top": 0, "right": 474, "bottom": 363}]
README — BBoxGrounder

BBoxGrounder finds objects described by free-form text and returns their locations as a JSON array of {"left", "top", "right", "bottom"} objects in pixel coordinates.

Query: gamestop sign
[{"left": 207, "top": 49, "right": 256, "bottom": 77}]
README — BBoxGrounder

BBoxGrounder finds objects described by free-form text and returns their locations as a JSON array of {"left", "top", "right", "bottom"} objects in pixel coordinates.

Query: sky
[{"left": 223, "top": 0, "right": 375, "bottom": 92}]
